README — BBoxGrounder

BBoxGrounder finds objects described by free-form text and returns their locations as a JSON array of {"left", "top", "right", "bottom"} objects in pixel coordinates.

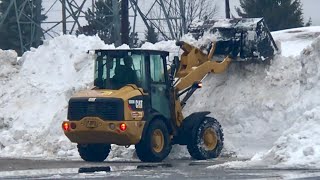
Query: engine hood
[{"left": 71, "top": 85, "right": 145, "bottom": 101}]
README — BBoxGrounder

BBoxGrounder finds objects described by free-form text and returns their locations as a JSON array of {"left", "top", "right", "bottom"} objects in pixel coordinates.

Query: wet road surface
[{"left": 1, "top": 158, "right": 320, "bottom": 179}]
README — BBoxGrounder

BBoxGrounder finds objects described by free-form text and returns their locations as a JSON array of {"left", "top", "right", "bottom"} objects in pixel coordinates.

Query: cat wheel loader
[
  {"left": 62, "top": 18, "right": 277, "bottom": 162},
  {"left": 62, "top": 41, "right": 229, "bottom": 162}
]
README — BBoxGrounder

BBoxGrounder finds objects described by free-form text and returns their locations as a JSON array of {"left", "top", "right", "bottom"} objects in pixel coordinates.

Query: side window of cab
[{"left": 150, "top": 55, "right": 165, "bottom": 83}]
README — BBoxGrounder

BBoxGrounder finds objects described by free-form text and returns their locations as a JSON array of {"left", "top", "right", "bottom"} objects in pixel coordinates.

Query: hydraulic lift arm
[
  {"left": 172, "top": 41, "right": 232, "bottom": 127},
  {"left": 174, "top": 41, "right": 232, "bottom": 92}
]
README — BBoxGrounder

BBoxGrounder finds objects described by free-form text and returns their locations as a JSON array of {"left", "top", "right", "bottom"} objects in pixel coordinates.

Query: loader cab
[{"left": 93, "top": 49, "right": 172, "bottom": 119}]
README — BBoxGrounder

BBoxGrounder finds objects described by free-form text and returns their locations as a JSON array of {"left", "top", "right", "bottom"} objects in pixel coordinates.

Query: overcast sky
[
  {"left": 218, "top": 0, "right": 320, "bottom": 25},
  {"left": 42, "top": 0, "right": 320, "bottom": 38}
]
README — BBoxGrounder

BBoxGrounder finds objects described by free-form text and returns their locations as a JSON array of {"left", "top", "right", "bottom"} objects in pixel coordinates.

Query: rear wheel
[
  {"left": 77, "top": 144, "right": 111, "bottom": 162},
  {"left": 187, "top": 117, "right": 224, "bottom": 160},
  {"left": 135, "top": 120, "right": 172, "bottom": 162}
]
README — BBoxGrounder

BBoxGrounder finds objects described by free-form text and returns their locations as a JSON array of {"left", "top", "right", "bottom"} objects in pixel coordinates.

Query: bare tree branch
[{"left": 146, "top": 0, "right": 217, "bottom": 39}]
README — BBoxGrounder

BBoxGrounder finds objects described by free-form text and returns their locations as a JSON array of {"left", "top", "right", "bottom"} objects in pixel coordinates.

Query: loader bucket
[{"left": 188, "top": 18, "right": 278, "bottom": 62}]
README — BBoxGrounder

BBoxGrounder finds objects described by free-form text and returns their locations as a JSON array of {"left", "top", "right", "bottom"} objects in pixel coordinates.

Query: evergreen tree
[
  {"left": 0, "top": 0, "right": 46, "bottom": 55},
  {"left": 78, "top": 0, "right": 139, "bottom": 46},
  {"left": 129, "top": 31, "right": 139, "bottom": 47},
  {"left": 236, "top": 0, "right": 304, "bottom": 31},
  {"left": 78, "top": 0, "right": 116, "bottom": 44},
  {"left": 145, "top": 25, "right": 158, "bottom": 43},
  {"left": 305, "top": 17, "right": 312, "bottom": 27}
]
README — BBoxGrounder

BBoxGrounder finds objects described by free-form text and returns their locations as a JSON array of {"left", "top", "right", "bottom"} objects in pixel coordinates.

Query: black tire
[
  {"left": 187, "top": 117, "right": 224, "bottom": 160},
  {"left": 135, "top": 120, "right": 172, "bottom": 162},
  {"left": 77, "top": 144, "right": 111, "bottom": 162}
]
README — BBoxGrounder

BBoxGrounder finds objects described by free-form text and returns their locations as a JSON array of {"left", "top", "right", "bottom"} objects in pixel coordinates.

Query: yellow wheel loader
[
  {"left": 62, "top": 41, "right": 229, "bottom": 162},
  {"left": 62, "top": 18, "right": 277, "bottom": 162}
]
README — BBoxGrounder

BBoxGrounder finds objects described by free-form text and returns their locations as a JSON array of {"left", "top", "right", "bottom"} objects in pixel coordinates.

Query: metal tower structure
[
  {"left": 42, "top": 0, "right": 92, "bottom": 37},
  {"left": 0, "top": 0, "right": 218, "bottom": 53},
  {"left": 42, "top": 0, "right": 131, "bottom": 46},
  {"left": 44, "top": 0, "right": 184, "bottom": 43},
  {"left": 129, "top": 0, "right": 181, "bottom": 40},
  {"left": 0, "top": 0, "right": 43, "bottom": 54}
]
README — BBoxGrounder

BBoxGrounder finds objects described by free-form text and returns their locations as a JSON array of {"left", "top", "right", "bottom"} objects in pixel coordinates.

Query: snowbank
[
  {"left": 0, "top": 49, "right": 19, "bottom": 77},
  {"left": 1, "top": 27, "right": 320, "bottom": 169},
  {"left": 0, "top": 35, "right": 113, "bottom": 158},
  {"left": 255, "top": 107, "right": 320, "bottom": 168},
  {"left": 0, "top": 37, "right": 180, "bottom": 160},
  {"left": 272, "top": 26, "right": 320, "bottom": 57},
  {"left": 250, "top": 36, "right": 320, "bottom": 168},
  {"left": 185, "top": 50, "right": 302, "bottom": 158},
  {"left": 208, "top": 34, "right": 320, "bottom": 169}
]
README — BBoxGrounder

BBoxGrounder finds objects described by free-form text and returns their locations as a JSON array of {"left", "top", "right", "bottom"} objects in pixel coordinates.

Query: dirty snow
[
  {"left": 1, "top": 26, "right": 320, "bottom": 169},
  {"left": 207, "top": 27, "right": 320, "bottom": 168}
]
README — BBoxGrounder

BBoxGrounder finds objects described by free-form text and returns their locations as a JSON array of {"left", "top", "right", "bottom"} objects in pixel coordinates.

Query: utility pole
[
  {"left": 92, "top": 0, "right": 95, "bottom": 13},
  {"left": 62, "top": 0, "right": 67, "bottom": 34},
  {"left": 34, "top": 0, "right": 42, "bottom": 47},
  {"left": 13, "top": 0, "right": 24, "bottom": 54},
  {"left": 113, "top": 0, "right": 121, "bottom": 46},
  {"left": 179, "top": 0, "right": 187, "bottom": 35},
  {"left": 121, "top": 0, "right": 129, "bottom": 45},
  {"left": 225, "top": 0, "right": 230, "bottom": 19}
]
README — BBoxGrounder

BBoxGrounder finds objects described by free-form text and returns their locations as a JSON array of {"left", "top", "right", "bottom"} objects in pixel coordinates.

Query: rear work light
[
  {"left": 119, "top": 123, "right": 127, "bottom": 131},
  {"left": 192, "top": 81, "right": 203, "bottom": 89},
  {"left": 62, "top": 122, "right": 70, "bottom": 131}
]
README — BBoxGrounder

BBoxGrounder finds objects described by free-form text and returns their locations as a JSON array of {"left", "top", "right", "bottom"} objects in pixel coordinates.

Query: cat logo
[
  {"left": 135, "top": 100, "right": 143, "bottom": 109},
  {"left": 129, "top": 99, "right": 143, "bottom": 109}
]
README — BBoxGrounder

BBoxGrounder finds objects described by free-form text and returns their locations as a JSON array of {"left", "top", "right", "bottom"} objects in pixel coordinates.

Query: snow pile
[
  {"left": 185, "top": 52, "right": 302, "bottom": 158},
  {"left": 140, "top": 40, "right": 179, "bottom": 60},
  {"left": 181, "top": 32, "right": 220, "bottom": 54},
  {"left": 272, "top": 26, "right": 320, "bottom": 57},
  {"left": 1, "top": 26, "right": 320, "bottom": 168},
  {"left": 256, "top": 108, "right": 320, "bottom": 168},
  {"left": 0, "top": 37, "right": 180, "bottom": 160},
  {"left": 208, "top": 33, "right": 320, "bottom": 168},
  {"left": 0, "top": 49, "right": 19, "bottom": 77},
  {"left": 251, "top": 37, "right": 320, "bottom": 168},
  {"left": 0, "top": 35, "right": 113, "bottom": 158}
]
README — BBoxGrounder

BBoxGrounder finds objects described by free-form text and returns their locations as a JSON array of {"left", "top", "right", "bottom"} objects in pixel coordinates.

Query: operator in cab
[{"left": 111, "top": 56, "right": 138, "bottom": 89}]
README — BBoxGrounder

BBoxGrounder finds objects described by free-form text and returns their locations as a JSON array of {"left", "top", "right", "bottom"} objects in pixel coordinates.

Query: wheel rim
[
  {"left": 152, "top": 129, "right": 164, "bottom": 153},
  {"left": 203, "top": 128, "right": 218, "bottom": 151}
]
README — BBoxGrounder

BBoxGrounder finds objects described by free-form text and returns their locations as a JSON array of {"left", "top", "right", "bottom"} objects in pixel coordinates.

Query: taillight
[
  {"left": 62, "top": 122, "right": 70, "bottom": 131},
  {"left": 119, "top": 123, "right": 127, "bottom": 131}
]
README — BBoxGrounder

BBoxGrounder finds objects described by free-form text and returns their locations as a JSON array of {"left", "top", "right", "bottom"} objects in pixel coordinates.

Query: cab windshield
[{"left": 94, "top": 51, "right": 147, "bottom": 90}]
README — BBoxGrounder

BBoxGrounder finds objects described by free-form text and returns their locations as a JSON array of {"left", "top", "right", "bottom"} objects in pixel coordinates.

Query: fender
[{"left": 173, "top": 111, "right": 210, "bottom": 145}]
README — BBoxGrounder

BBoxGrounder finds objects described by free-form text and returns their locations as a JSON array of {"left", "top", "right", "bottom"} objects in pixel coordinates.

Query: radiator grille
[{"left": 67, "top": 98, "right": 124, "bottom": 120}]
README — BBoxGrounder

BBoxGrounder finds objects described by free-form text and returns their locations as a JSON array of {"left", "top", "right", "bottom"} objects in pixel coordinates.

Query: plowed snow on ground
[{"left": 0, "top": 27, "right": 320, "bottom": 168}]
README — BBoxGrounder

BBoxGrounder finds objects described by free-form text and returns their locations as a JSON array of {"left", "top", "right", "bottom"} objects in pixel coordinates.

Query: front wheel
[
  {"left": 135, "top": 120, "right": 172, "bottom": 162},
  {"left": 77, "top": 144, "right": 111, "bottom": 162},
  {"left": 187, "top": 117, "right": 224, "bottom": 160}
]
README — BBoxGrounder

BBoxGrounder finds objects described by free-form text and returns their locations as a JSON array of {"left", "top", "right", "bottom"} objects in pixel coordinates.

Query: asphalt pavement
[{"left": 1, "top": 157, "right": 320, "bottom": 179}]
